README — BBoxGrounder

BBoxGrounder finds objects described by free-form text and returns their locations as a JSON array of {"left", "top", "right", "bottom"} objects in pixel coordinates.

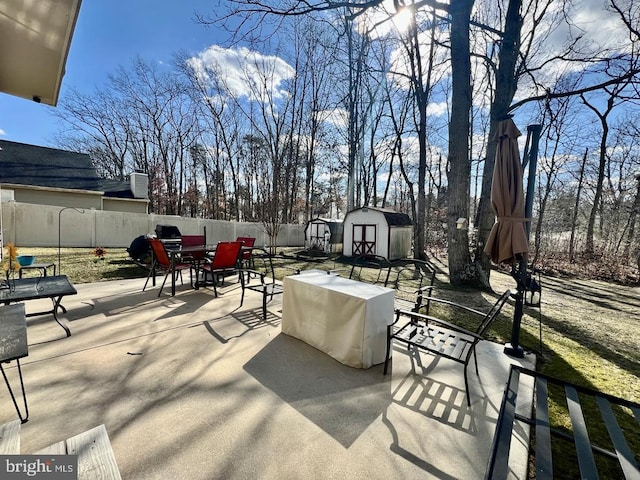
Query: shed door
[
  {"left": 309, "top": 223, "right": 324, "bottom": 249},
  {"left": 352, "top": 224, "right": 376, "bottom": 256}
]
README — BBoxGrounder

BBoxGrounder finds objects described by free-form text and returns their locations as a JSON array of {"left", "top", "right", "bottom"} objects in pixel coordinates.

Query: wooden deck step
[
  {"left": 0, "top": 419, "right": 21, "bottom": 454},
  {"left": 35, "top": 424, "right": 122, "bottom": 480}
]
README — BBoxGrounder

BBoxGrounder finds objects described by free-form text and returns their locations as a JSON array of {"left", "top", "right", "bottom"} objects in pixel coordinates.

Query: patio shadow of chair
[
  {"left": 387, "top": 336, "right": 509, "bottom": 411},
  {"left": 243, "top": 333, "right": 393, "bottom": 448},
  {"left": 380, "top": 365, "right": 501, "bottom": 480},
  {"left": 386, "top": 357, "right": 484, "bottom": 433},
  {"left": 202, "top": 309, "right": 281, "bottom": 344}
]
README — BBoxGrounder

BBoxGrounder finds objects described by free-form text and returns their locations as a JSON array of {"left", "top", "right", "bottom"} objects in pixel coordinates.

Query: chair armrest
[
  {"left": 415, "top": 285, "right": 435, "bottom": 294},
  {"left": 394, "top": 309, "right": 482, "bottom": 340},
  {"left": 421, "top": 296, "right": 487, "bottom": 318},
  {"left": 241, "top": 269, "right": 267, "bottom": 280}
]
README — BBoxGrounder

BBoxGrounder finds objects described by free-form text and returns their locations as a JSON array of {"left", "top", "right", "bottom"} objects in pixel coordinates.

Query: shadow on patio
[{"left": 0, "top": 277, "right": 535, "bottom": 479}]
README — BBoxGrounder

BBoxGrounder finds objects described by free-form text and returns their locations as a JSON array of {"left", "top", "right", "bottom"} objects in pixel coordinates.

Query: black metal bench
[
  {"left": 384, "top": 290, "right": 512, "bottom": 406},
  {"left": 485, "top": 364, "right": 640, "bottom": 479}
]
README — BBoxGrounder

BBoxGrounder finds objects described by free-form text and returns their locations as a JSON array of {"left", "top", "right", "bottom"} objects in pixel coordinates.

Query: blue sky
[
  {"left": 1, "top": 0, "right": 629, "bottom": 151},
  {"left": 0, "top": 0, "right": 220, "bottom": 147}
]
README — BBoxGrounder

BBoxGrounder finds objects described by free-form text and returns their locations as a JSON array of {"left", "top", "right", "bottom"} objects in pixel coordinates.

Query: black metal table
[
  {"left": 167, "top": 245, "right": 212, "bottom": 296},
  {"left": 166, "top": 244, "right": 251, "bottom": 296},
  {"left": 0, "top": 303, "right": 29, "bottom": 422},
  {"left": 0, "top": 275, "right": 77, "bottom": 337}
]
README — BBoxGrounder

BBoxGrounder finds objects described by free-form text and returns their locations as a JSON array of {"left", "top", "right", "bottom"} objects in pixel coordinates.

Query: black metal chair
[
  {"left": 239, "top": 248, "right": 300, "bottom": 320},
  {"left": 384, "top": 258, "right": 437, "bottom": 314},
  {"left": 143, "top": 238, "right": 191, "bottom": 296},
  {"left": 0, "top": 303, "right": 29, "bottom": 423},
  {"left": 348, "top": 254, "right": 391, "bottom": 285},
  {"left": 384, "top": 290, "right": 512, "bottom": 406},
  {"left": 200, "top": 241, "right": 244, "bottom": 297},
  {"left": 486, "top": 365, "right": 640, "bottom": 480}
]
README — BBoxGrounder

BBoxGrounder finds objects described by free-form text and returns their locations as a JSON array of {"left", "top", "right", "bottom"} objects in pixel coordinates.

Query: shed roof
[
  {"left": 349, "top": 207, "right": 413, "bottom": 226},
  {"left": 0, "top": 139, "right": 133, "bottom": 197}
]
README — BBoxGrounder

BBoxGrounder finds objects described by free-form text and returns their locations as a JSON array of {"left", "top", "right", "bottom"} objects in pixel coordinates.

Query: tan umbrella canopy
[{"left": 484, "top": 118, "right": 530, "bottom": 264}]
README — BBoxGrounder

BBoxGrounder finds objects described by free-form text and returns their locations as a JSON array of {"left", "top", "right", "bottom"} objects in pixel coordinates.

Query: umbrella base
[{"left": 504, "top": 342, "right": 525, "bottom": 358}]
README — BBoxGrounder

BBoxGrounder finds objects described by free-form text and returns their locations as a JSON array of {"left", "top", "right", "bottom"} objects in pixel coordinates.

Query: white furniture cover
[{"left": 281, "top": 272, "right": 394, "bottom": 368}]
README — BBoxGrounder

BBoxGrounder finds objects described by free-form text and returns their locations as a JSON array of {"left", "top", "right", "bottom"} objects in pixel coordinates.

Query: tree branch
[{"left": 507, "top": 68, "right": 640, "bottom": 112}]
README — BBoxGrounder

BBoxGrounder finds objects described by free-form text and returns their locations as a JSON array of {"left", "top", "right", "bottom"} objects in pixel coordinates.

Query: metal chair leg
[
  {"left": 383, "top": 325, "right": 392, "bottom": 375},
  {"left": 1, "top": 360, "right": 29, "bottom": 423}
]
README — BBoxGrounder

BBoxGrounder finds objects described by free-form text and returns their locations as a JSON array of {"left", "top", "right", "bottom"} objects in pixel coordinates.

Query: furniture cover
[{"left": 282, "top": 272, "right": 394, "bottom": 368}]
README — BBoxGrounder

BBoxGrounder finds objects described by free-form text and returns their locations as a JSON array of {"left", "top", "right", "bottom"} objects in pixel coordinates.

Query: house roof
[
  {"left": 0, "top": 0, "right": 82, "bottom": 106},
  {"left": 0, "top": 139, "right": 133, "bottom": 197}
]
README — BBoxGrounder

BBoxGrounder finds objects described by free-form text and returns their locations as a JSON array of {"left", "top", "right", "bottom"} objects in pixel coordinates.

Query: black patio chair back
[
  {"left": 348, "top": 254, "right": 391, "bottom": 285},
  {"left": 385, "top": 259, "right": 437, "bottom": 314},
  {"left": 239, "top": 248, "right": 300, "bottom": 320}
]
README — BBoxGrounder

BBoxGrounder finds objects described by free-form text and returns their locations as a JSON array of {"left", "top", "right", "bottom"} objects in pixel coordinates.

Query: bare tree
[
  {"left": 54, "top": 58, "right": 200, "bottom": 214},
  {"left": 580, "top": 74, "right": 635, "bottom": 255}
]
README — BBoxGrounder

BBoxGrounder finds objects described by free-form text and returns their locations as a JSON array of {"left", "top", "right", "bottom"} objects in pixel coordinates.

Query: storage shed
[
  {"left": 343, "top": 207, "right": 412, "bottom": 260},
  {"left": 304, "top": 218, "right": 343, "bottom": 253}
]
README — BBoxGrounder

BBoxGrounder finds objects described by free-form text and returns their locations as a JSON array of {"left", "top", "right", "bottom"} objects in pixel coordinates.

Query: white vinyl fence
[{"left": 0, "top": 201, "right": 305, "bottom": 249}]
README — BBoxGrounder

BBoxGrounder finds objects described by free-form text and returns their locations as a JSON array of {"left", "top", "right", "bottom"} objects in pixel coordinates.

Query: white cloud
[
  {"left": 187, "top": 45, "right": 296, "bottom": 102},
  {"left": 427, "top": 101, "right": 448, "bottom": 117},
  {"left": 322, "top": 108, "right": 349, "bottom": 129},
  {"left": 512, "top": 0, "right": 635, "bottom": 99},
  {"left": 0, "top": 128, "right": 5, "bottom": 136}
]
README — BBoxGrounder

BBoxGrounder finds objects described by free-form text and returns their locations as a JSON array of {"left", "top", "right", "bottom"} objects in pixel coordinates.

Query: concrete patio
[{"left": 1, "top": 276, "right": 535, "bottom": 479}]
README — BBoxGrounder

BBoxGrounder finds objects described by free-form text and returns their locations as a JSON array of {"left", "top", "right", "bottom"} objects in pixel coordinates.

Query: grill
[{"left": 155, "top": 225, "right": 182, "bottom": 251}]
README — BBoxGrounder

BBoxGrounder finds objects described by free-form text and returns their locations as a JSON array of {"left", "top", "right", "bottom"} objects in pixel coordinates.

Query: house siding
[
  {"left": 12, "top": 186, "right": 102, "bottom": 210},
  {"left": 103, "top": 198, "right": 148, "bottom": 214}
]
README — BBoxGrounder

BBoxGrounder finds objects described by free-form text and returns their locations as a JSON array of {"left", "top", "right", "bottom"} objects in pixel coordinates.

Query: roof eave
[{"left": 0, "top": 0, "right": 83, "bottom": 106}]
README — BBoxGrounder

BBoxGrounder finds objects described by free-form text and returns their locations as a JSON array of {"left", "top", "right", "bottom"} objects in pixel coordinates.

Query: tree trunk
[
  {"left": 583, "top": 95, "right": 614, "bottom": 256},
  {"left": 473, "top": 0, "right": 522, "bottom": 287},
  {"left": 446, "top": 0, "right": 476, "bottom": 285},
  {"left": 623, "top": 175, "right": 640, "bottom": 259},
  {"left": 569, "top": 148, "right": 588, "bottom": 262}
]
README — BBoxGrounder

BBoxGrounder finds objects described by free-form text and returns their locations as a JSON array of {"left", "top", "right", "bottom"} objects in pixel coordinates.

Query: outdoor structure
[
  {"left": 0, "top": 0, "right": 82, "bottom": 106},
  {"left": 304, "top": 218, "right": 343, "bottom": 253},
  {"left": 0, "top": 140, "right": 149, "bottom": 214},
  {"left": 342, "top": 207, "right": 412, "bottom": 260}
]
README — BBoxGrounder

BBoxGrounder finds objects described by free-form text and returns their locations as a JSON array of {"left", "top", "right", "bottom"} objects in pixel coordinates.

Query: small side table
[
  {"left": 0, "top": 303, "right": 29, "bottom": 423},
  {"left": 18, "top": 262, "right": 56, "bottom": 279}
]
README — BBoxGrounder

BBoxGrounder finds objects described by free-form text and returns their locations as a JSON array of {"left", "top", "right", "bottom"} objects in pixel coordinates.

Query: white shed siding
[
  {"left": 344, "top": 207, "right": 412, "bottom": 259},
  {"left": 344, "top": 209, "right": 389, "bottom": 257}
]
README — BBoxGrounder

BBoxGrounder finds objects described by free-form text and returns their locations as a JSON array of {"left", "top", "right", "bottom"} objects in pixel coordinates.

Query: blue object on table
[{"left": 16, "top": 255, "right": 35, "bottom": 266}]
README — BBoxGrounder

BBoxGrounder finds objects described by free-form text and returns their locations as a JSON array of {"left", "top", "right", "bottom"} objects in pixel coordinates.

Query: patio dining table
[{"left": 167, "top": 244, "right": 252, "bottom": 296}]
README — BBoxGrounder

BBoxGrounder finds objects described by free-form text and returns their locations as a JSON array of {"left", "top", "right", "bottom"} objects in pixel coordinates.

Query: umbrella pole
[
  {"left": 505, "top": 258, "right": 527, "bottom": 357},
  {"left": 505, "top": 124, "right": 542, "bottom": 358}
]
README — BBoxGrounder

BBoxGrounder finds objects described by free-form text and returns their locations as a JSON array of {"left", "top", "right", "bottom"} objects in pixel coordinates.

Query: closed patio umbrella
[
  {"left": 484, "top": 117, "right": 529, "bottom": 264},
  {"left": 484, "top": 117, "right": 542, "bottom": 359}
]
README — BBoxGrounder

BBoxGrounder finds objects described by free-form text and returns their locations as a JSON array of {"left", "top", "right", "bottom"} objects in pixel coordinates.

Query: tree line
[{"left": 53, "top": 0, "right": 640, "bottom": 287}]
